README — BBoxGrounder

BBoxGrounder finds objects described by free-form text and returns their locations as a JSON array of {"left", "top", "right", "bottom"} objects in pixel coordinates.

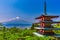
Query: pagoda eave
[
  {"left": 53, "top": 22, "right": 60, "bottom": 23},
  {"left": 40, "top": 22, "right": 60, "bottom": 23},
  {"left": 33, "top": 32, "right": 60, "bottom": 37},
  {"left": 36, "top": 15, "right": 59, "bottom": 19},
  {"left": 35, "top": 27, "right": 60, "bottom": 30},
  {"left": 33, "top": 32, "right": 44, "bottom": 37}
]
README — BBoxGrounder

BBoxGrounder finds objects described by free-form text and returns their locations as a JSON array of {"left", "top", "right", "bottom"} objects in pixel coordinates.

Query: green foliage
[
  {"left": 9, "top": 27, "right": 20, "bottom": 34},
  {"left": 31, "top": 23, "right": 39, "bottom": 30},
  {"left": 0, "top": 23, "right": 58, "bottom": 40},
  {"left": 53, "top": 23, "right": 60, "bottom": 34}
]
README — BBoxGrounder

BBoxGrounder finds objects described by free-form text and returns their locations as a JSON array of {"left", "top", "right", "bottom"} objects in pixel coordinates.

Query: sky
[{"left": 0, "top": 0, "right": 60, "bottom": 23}]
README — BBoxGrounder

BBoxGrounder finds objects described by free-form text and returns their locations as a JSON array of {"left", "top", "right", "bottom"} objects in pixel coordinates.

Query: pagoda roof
[{"left": 36, "top": 15, "right": 59, "bottom": 19}]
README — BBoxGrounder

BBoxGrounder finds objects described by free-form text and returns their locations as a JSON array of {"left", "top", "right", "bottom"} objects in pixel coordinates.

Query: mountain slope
[{"left": 2, "top": 17, "right": 32, "bottom": 28}]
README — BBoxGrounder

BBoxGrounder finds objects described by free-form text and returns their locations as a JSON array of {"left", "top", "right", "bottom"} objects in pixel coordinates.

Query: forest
[{"left": 0, "top": 23, "right": 60, "bottom": 40}]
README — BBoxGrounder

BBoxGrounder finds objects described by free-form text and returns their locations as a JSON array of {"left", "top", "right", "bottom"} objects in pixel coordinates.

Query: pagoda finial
[{"left": 44, "top": 0, "right": 47, "bottom": 15}]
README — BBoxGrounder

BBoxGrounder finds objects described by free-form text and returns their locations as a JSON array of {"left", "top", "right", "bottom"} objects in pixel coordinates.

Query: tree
[
  {"left": 31, "top": 23, "right": 39, "bottom": 30},
  {"left": 53, "top": 23, "right": 60, "bottom": 34},
  {"left": 9, "top": 27, "right": 20, "bottom": 34}
]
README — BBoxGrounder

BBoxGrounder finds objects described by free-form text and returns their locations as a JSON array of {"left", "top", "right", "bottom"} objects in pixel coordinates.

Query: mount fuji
[{"left": 2, "top": 17, "right": 32, "bottom": 28}]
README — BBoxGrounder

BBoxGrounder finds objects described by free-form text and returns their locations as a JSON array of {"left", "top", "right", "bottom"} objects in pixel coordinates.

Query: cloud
[{"left": 0, "top": 16, "right": 20, "bottom": 23}]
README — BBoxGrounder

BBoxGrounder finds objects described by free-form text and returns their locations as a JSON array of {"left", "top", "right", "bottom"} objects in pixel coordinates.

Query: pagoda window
[
  {"left": 39, "top": 29, "right": 44, "bottom": 34},
  {"left": 40, "top": 22, "right": 45, "bottom": 28},
  {"left": 40, "top": 16, "right": 44, "bottom": 21}
]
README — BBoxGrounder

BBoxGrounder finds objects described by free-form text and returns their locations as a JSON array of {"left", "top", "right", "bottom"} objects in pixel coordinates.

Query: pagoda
[{"left": 34, "top": 0, "right": 60, "bottom": 36}]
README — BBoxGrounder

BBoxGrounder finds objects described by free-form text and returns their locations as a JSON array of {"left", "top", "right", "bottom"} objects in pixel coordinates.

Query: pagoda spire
[{"left": 44, "top": 0, "right": 47, "bottom": 15}]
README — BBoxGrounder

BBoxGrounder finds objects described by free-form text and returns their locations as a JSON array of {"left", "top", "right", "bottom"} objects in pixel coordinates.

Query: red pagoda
[{"left": 34, "top": 0, "right": 60, "bottom": 36}]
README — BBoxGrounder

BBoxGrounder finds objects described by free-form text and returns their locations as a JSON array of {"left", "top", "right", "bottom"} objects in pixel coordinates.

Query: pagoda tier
[
  {"left": 40, "top": 22, "right": 60, "bottom": 28},
  {"left": 39, "top": 29, "right": 54, "bottom": 35},
  {"left": 36, "top": 15, "right": 59, "bottom": 20},
  {"left": 35, "top": 25, "right": 60, "bottom": 35},
  {"left": 33, "top": 32, "right": 60, "bottom": 37}
]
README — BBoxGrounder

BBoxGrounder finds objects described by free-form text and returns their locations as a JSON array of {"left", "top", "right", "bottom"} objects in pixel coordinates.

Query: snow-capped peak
[{"left": 16, "top": 16, "right": 20, "bottom": 19}]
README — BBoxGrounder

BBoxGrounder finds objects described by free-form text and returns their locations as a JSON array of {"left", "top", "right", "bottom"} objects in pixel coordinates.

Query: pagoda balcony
[
  {"left": 33, "top": 32, "right": 60, "bottom": 37},
  {"left": 39, "top": 21, "right": 60, "bottom": 23},
  {"left": 34, "top": 27, "right": 60, "bottom": 30}
]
